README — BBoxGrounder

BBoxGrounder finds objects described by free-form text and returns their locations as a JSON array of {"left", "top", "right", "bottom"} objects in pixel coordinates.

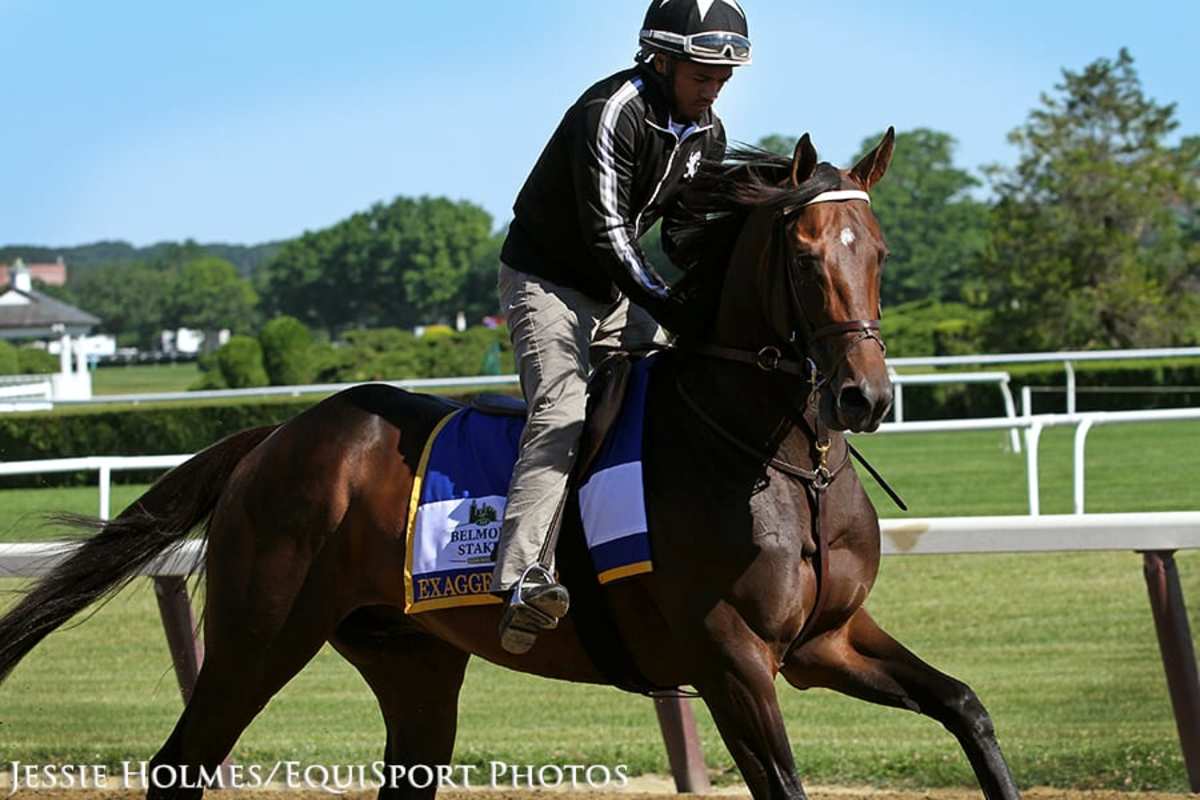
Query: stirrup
[{"left": 498, "top": 565, "right": 570, "bottom": 655}]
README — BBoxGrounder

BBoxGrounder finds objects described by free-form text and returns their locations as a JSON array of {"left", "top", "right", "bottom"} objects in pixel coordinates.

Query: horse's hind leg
[
  {"left": 331, "top": 612, "right": 470, "bottom": 800},
  {"left": 147, "top": 513, "right": 346, "bottom": 798},
  {"left": 783, "top": 608, "right": 1020, "bottom": 800}
]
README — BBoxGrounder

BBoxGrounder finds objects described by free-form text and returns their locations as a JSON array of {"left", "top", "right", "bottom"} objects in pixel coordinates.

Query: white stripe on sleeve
[{"left": 595, "top": 77, "right": 667, "bottom": 297}]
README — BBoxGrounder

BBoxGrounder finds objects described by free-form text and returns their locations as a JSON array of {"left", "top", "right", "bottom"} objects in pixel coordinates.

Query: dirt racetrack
[{"left": 5, "top": 788, "right": 1196, "bottom": 800}]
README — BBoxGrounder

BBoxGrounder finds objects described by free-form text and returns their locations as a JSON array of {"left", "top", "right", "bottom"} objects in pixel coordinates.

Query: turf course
[
  {"left": 0, "top": 421, "right": 1197, "bottom": 790},
  {"left": 92, "top": 363, "right": 201, "bottom": 396}
]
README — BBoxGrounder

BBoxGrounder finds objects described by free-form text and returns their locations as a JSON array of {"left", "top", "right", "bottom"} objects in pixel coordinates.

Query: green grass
[
  {"left": 0, "top": 421, "right": 1197, "bottom": 789},
  {"left": 92, "top": 363, "right": 200, "bottom": 395}
]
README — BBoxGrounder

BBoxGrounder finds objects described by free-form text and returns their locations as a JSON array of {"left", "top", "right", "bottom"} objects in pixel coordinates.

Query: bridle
[
  {"left": 675, "top": 187, "right": 903, "bottom": 667},
  {"left": 779, "top": 189, "right": 886, "bottom": 392},
  {"left": 684, "top": 188, "right": 885, "bottom": 396}
]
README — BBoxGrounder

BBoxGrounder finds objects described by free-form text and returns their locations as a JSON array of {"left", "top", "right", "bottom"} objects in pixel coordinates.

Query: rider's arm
[
  {"left": 574, "top": 96, "right": 688, "bottom": 330},
  {"left": 661, "top": 120, "right": 727, "bottom": 265}
]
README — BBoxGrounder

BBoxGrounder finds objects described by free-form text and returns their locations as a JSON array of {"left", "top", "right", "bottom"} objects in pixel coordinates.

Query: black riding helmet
[{"left": 639, "top": 0, "right": 752, "bottom": 66}]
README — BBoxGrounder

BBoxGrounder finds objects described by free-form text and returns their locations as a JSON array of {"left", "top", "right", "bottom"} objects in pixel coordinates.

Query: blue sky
[{"left": 3, "top": 0, "right": 1197, "bottom": 247}]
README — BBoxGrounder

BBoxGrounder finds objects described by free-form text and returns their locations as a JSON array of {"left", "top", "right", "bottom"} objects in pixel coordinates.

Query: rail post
[
  {"left": 98, "top": 463, "right": 112, "bottom": 521},
  {"left": 1024, "top": 422, "right": 1043, "bottom": 516},
  {"left": 999, "top": 377, "right": 1021, "bottom": 454},
  {"left": 654, "top": 696, "right": 710, "bottom": 793},
  {"left": 891, "top": 372, "right": 905, "bottom": 423},
  {"left": 1141, "top": 551, "right": 1200, "bottom": 791},
  {"left": 1073, "top": 419, "right": 1095, "bottom": 515},
  {"left": 1064, "top": 360, "right": 1077, "bottom": 415},
  {"left": 153, "top": 576, "right": 203, "bottom": 704}
]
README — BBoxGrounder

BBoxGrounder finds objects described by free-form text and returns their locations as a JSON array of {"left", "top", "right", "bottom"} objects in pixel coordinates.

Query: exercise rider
[{"left": 492, "top": 0, "right": 753, "bottom": 655}]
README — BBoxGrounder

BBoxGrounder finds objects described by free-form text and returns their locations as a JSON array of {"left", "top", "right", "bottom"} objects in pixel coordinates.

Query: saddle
[
  {"left": 468, "top": 352, "right": 635, "bottom": 482},
  {"left": 469, "top": 353, "right": 665, "bottom": 694}
]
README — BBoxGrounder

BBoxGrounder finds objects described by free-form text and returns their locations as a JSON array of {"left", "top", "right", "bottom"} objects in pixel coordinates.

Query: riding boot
[{"left": 498, "top": 564, "right": 570, "bottom": 655}]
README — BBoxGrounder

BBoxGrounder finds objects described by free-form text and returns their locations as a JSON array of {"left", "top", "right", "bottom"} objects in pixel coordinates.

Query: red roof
[{"left": 0, "top": 262, "right": 68, "bottom": 287}]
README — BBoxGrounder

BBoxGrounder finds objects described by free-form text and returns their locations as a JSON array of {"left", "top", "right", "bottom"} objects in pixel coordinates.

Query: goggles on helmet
[{"left": 640, "top": 29, "right": 752, "bottom": 65}]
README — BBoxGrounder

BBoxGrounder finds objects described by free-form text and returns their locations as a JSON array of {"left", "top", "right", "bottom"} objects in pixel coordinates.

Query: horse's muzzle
[{"left": 835, "top": 378, "right": 893, "bottom": 433}]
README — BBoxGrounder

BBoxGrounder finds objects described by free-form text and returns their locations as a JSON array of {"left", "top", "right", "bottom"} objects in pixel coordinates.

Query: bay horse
[{"left": 0, "top": 130, "right": 1020, "bottom": 800}]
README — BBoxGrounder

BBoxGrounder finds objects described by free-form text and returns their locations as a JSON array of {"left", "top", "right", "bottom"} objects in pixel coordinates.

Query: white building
[
  {"left": 161, "top": 327, "right": 230, "bottom": 355},
  {"left": 0, "top": 260, "right": 99, "bottom": 402}
]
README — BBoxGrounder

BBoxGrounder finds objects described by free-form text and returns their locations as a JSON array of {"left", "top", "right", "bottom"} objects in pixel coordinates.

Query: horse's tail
[{"left": 0, "top": 425, "right": 277, "bottom": 685}]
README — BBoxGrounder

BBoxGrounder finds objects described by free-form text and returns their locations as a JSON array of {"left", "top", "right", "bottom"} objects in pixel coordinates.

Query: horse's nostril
[{"left": 838, "top": 385, "right": 873, "bottom": 422}]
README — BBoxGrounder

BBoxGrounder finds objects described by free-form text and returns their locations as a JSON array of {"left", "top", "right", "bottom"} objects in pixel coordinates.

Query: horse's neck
[
  {"left": 713, "top": 208, "right": 786, "bottom": 351},
  {"left": 675, "top": 210, "right": 823, "bottom": 469}
]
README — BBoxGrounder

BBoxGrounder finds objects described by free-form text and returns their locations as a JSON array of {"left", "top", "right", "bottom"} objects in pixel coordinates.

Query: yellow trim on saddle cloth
[
  {"left": 597, "top": 560, "right": 653, "bottom": 585},
  {"left": 402, "top": 410, "right": 502, "bottom": 614}
]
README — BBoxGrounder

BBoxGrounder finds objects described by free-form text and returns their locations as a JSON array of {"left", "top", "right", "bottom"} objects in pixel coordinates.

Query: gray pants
[{"left": 490, "top": 264, "right": 665, "bottom": 591}]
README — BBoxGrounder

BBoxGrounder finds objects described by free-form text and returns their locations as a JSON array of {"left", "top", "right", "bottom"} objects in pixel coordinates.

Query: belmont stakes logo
[
  {"left": 447, "top": 500, "right": 501, "bottom": 565},
  {"left": 469, "top": 500, "right": 498, "bottom": 526}
]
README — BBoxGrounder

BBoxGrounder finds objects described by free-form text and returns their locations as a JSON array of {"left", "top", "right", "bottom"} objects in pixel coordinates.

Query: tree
[
  {"left": 851, "top": 129, "right": 989, "bottom": 307},
  {"left": 460, "top": 230, "right": 506, "bottom": 324},
  {"left": 755, "top": 134, "right": 795, "bottom": 157},
  {"left": 0, "top": 341, "right": 18, "bottom": 375},
  {"left": 16, "top": 348, "right": 57, "bottom": 374},
  {"left": 213, "top": 336, "right": 269, "bottom": 389},
  {"left": 981, "top": 49, "right": 1200, "bottom": 350},
  {"left": 169, "top": 257, "right": 259, "bottom": 350},
  {"left": 261, "top": 196, "right": 496, "bottom": 334},
  {"left": 259, "top": 315, "right": 317, "bottom": 386},
  {"left": 44, "top": 262, "right": 175, "bottom": 348}
]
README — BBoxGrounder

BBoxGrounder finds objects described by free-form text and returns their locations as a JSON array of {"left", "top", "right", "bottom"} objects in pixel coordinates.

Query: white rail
[
  {"left": 872, "top": 407, "right": 1200, "bottom": 516},
  {"left": 0, "top": 381, "right": 51, "bottom": 400},
  {"left": 888, "top": 370, "right": 1020, "bottom": 452},
  {"left": 52, "top": 375, "right": 522, "bottom": 407},
  {"left": 0, "top": 455, "right": 190, "bottom": 520},
  {"left": 1, "top": 409, "right": 1195, "bottom": 520},
  {"left": 1071, "top": 410, "right": 1200, "bottom": 515},
  {"left": 29, "top": 346, "right": 1200, "bottom": 414},
  {"left": 889, "top": 346, "right": 1200, "bottom": 415},
  {"left": 2, "top": 513, "right": 1197, "bottom": 579},
  {"left": 888, "top": 346, "right": 1200, "bottom": 368}
]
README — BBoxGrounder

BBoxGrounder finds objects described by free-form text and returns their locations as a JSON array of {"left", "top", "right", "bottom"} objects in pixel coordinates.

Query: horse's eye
[
  {"left": 794, "top": 252, "right": 819, "bottom": 271},
  {"left": 792, "top": 256, "right": 820, "bottom": 275}
]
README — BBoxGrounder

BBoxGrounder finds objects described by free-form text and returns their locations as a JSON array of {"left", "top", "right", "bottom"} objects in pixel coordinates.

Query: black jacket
[{"left": 501, "top": 63, "right": 727, "bottom": 331}]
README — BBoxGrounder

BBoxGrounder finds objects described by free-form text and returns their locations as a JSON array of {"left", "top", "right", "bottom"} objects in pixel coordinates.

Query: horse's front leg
[
  {"left": 783, "top": 607, "right": 1021, "bottom": 799},
  {"left": 691, "top": 613, "right": 809, "bottom": 800}
]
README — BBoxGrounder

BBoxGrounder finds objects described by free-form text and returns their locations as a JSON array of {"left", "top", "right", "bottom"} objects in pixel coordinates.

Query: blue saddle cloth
[{"left": 404, "top": 356, "right": 655, "bottom": 613}]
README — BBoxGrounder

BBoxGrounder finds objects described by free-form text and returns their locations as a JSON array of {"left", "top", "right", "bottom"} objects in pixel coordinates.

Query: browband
[{"left": 805, "top": 190, "right": 871, "bottom": 206}]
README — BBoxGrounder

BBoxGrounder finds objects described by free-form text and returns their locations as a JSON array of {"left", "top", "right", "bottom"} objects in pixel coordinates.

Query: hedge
[
  {"left": 0, "top": 397, "right": 317, "bottom": 488},
  {"left": 1, "top": 358, "right": 1196, "bottom": 487}
]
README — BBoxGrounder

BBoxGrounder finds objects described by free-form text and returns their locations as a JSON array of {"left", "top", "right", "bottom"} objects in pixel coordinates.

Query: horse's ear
[
  {"left": 790, "top": 134, "right": 818, "bottom": 188},
  {"left": 850, "top": 127, "right": 895, "bottom": 190}
]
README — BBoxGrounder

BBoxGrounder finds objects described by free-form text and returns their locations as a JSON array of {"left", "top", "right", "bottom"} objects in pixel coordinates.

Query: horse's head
[
  {"left": 771, "top": 128, "right": 894, "bottom": 432},
  {"left": 703, "top": 129, "right": 890, "bottom": 434},
  {"left": 673, "top": 128, "right": 895, "bottom": 432}
]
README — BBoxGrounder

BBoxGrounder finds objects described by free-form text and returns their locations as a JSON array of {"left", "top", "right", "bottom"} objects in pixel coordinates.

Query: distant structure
[
  {"left": 0, "top": 259, "right": 99, "bottom": 400},
  {"left": 0, "top": 255, "right": 68, "bottom": 287}
]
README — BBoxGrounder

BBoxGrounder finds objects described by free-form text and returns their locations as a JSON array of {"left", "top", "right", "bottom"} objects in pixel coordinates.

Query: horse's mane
[{"left": 669, "top": 147, "right": 844, "bottom": 337}]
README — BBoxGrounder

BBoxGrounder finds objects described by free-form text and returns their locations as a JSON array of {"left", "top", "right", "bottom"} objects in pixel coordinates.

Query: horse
[{"left": 0, "top": 130, "right": 1021, "bottom": 800}]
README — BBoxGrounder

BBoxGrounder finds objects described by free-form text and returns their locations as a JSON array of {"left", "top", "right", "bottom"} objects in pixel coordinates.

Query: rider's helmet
[{"left": 639, "top": 0, "right": 753, "bottom": 66}]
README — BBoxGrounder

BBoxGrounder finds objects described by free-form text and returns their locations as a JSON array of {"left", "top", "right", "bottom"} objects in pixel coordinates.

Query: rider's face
[{"left": 659, "top": 57, "right": 733, "bottom": 123}]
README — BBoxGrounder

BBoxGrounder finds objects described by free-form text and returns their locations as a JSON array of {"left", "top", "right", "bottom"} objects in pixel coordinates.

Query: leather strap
[
  {"left": 675, "top": 376, "right": 848, "bottom": 485},
  {"left": 810, "top": 319, "right": 881, "bottom": 342},
  {"left": 681, "top": 343, "right": 810, "bottom": 378}
]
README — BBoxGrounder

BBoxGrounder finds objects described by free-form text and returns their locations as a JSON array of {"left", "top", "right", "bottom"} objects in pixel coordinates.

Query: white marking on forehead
[{"left": 840, "top": 227, "right": 857, "bottom": 247}]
